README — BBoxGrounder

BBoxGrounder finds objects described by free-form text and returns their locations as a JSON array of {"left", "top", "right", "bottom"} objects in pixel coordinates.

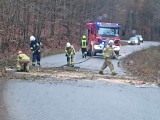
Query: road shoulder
[{"left": 0, "top": 79, "right": 8, "bottom": 120}]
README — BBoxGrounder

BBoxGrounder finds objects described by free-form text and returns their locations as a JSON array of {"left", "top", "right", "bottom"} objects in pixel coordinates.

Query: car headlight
[
  {"left": 140, "top": 38, "right": 143, "bottom": 40},
  {"left": 94, "top": 45, "right": 103, "bottom": 49},
  {"left": 135, "top": 40, "right": 138, "bottom": 43},
  {"left": 113, "top": 46, "right": 120, "bottom": 51},
  {"left": 94, "top": 45, "right": 99, "bottom": 49},
  {"left": 128, "top": 41, "right": 131, "bottom": 43}
]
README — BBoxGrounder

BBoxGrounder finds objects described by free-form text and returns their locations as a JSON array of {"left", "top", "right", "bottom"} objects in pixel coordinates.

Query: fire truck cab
[{"left": 84, "top": 22, "right": 121, "bottom": 56}]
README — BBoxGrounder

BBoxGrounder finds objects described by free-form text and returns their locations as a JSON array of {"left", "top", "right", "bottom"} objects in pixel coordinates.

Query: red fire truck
[{"left": 84, "top": 22, "right": 121, "bottom": 56}]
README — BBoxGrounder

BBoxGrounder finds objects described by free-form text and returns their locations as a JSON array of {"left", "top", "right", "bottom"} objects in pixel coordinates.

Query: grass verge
[{"left": 122, "top": 45, "right": 160, "bottom": 84}]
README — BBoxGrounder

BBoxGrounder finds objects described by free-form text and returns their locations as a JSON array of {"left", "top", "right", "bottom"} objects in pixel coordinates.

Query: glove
[
  {"left": 71, "top": 52, "right": 75, "bottom": 55},
  {"left": 66, "top": 53, "right": 68, "bottom": 57},
  {"left": 115, "top": 55, "right": 119, "bottom": 60}
]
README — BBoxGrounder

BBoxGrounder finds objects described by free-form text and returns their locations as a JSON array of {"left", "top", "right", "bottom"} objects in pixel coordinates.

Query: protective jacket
[
  {"left": 17, "top": 53, "right": 30, "bottom": 63},
  {"left": 16, "top": 53, "right": 30, "bottom": 72},
  {"left": 103, "top": 46, "right": 116, "bottom": 60},
  {"left": 81, "top": 38, "right": 87, "bottom": 48},
  {"left": 65, "top": 45, "right": 75, "bottom": 56},
  {"left": 30, "top": 39, "right": 42, "bottom": 53}
]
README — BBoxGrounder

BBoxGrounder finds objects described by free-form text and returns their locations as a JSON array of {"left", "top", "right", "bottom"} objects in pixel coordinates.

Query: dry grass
[{"left": 122, "top": 45, "right": 160, "bottom": 83}]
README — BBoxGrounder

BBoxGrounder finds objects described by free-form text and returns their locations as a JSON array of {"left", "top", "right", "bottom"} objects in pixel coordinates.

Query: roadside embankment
[{"left": 122, "top": 45, "right": 160, "bottom": 85}]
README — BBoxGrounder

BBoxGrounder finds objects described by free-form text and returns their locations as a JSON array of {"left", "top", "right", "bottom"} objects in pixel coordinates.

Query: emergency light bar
[{"left": 96, "top": 22, "right": 121, "bottom": 28}]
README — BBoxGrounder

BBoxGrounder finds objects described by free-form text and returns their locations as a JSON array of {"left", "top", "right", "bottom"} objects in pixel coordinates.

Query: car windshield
[
  {"left": 136, "top": 35, "right": 142, "bottom": 38},
  {"left": 98, "top": 27, "right": 119, "bottom": 37},
  {"left": 130, "top": 37, "right": 138, "bottom": 41}
]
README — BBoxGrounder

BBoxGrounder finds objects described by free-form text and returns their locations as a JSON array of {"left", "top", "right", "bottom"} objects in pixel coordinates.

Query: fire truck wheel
[
  {"left": 87, "top": 51, "right": 91, "bottom": 56},
  {"left": 115, "top": 51, "right": 119, "bottom": 55},
  {"left": 91, "top": 51, "right": 96, "bottom": 56}
]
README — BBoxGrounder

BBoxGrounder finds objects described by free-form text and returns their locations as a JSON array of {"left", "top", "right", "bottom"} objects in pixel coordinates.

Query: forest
[{"left": 0, "top": 0, "right": 160, "bottom": 58}]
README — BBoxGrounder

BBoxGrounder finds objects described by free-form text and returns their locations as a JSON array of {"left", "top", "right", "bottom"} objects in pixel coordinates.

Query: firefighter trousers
[
  {"left": 67, "top": 55, "right": 74, "bottom": 65},
  {"left": 100, "top": 58, "right": 115, "bottom": 73},
  {"left": 17, "top": 61, "right": 29, "bottom": 72},
  {"left": 32, "top": 52, "right": 41, "bottom": 65},
  {"left": 81, "top": 48, "right": 87, "bottom": 58}
]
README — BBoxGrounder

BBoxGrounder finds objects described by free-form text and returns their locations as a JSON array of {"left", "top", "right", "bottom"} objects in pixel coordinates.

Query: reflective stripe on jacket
[
  {"left": 102, "top": 46, "right": 115, "bottom": 59},
  {"left": 81, "top": 39, "right": 87, "bottom": 48},
  {"left": 30, "top": 39, "right": 42, "bottom": 53},
  {"left": 65, "top": 45, "right": 75, "bottom": 55}
]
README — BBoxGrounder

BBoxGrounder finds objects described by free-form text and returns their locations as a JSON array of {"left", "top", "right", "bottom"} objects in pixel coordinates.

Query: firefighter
[
  {"left": 65, "top": 42, "right": 75, "bottom": 66},
  {"left": 81, "top": 35, "right": 87, "bottom": 58},
  {"left": 16, "top": 51, "right": 30, "bottom": 72},
  {"left": 99, "top": 40, "right": 117, "bottom": 75},
  {"left": 30, "top": 36, "right": 42, "bottom": 66}
]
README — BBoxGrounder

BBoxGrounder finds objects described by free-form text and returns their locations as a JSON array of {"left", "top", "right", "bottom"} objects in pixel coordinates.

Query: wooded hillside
[{"left": 0, "top": 0, "right": 160, "bottom": 58}]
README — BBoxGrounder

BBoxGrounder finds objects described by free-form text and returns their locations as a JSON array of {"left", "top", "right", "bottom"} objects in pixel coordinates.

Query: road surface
[
  {"left": 2, "top": 41, "right": 160, "bottom": 120},
  {"left": 41, "top": 41, "right": 160, "bottom": 75}
]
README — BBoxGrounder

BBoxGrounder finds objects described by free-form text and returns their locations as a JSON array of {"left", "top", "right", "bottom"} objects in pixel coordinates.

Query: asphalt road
[
  {"left": 3, "top": 79, "right": 160, "bottom": 120},
  {"left": 41, "top": 41, "right": 160, "bottom": 75},
  {"left": 2, "top": 41, "right": 160, "bottom": 120}
]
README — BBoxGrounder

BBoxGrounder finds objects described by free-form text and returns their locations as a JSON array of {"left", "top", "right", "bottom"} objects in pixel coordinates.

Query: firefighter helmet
[
  {"left": 66, "top": 42, "right": 71, "bottom": 47},
  {"left": 30, "top": 36, "right": 36, "bottom": 41},
  {"left": 108, "top": 40, "right": 114, "bottom": 45},
  {"left": 82, "top": 35, "right": 86, "bottom": 39},
  {"left": 17, "top": 50, "right": 23, "bottom": 55}
]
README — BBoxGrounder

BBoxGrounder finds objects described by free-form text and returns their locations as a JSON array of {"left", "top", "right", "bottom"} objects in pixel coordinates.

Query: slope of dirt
[
  {"left": 6, "top": 66, "right": 157, "bottom": 87},
  {"left": 122, "top": 45, "right": 160, "bottom": 84}
]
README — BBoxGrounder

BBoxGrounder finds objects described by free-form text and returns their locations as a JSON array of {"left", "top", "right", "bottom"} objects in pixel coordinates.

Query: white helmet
[
  {"left": 66, "top": 42, "right": 71, "bottom": 47},
  {"left": 108, "top": 40, "right": 114, "bottom": 44},
  {"left": 30, "top": 36, "right": 36, "bottom": 41}
]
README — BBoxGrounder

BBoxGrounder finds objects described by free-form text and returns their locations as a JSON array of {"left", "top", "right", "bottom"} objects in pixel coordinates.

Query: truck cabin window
[{"left": 98, "top": 27, "right": 119, "bottom": 37}]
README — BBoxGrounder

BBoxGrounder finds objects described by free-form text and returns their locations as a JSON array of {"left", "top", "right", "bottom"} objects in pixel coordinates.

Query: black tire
[
  {"left": 138, "top": 40, "right": 141, "bottom": 45},
  {"left": 115, "top": 51, "right": 119, "bottom": 55},
  {"left": 87, "top": 51, "right": 91, "bottom": 56},
  {"left": 141, "top": 41, "right": 143, "bottom": 43},
  {"left": 91, "top": 51, "right": 96, "bottom": 56}
]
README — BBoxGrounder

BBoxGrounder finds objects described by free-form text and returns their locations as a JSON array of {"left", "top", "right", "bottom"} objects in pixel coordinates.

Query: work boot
[
  {"left": 112, "top": 72, "right": 117, "bottom": 76},
  {"left": 70, "top": 62, "right": 74, "bottom": 67},
  {"left": 32, "top": 63, "right": 35, "bottom": 66},
  {"left": 67, "top": 63, "right": 70, "bottom": 66},
  {"left": 82, "top": 55, "right": 84, "bottom": 58},
  {"left": 24, "top": 68, "right": 29, "bottom": 72},
  {"left": 99, "top": 71, "right": 104, "bottom": 75},
  {"left": 37, "top": 63, "right": 41, "bottom": 66},
  {"left": 16, "top": 70, "right": 21, "bottom": 72},
  {"left": 70, "top": 64, "right": 74, "bottom": 67}
]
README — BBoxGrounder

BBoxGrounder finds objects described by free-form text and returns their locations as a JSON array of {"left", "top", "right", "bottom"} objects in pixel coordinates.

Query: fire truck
[{"left": 84, "top": 22, "right": 121, "bottom": 56}]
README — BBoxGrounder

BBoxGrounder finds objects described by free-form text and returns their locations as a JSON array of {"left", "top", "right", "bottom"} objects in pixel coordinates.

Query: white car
[
  {"left": 135, "top": 35, "right": 143, "bottom": 43},
  {"left": 128, "top": 37, "right": 140, "bottom": 45}
]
